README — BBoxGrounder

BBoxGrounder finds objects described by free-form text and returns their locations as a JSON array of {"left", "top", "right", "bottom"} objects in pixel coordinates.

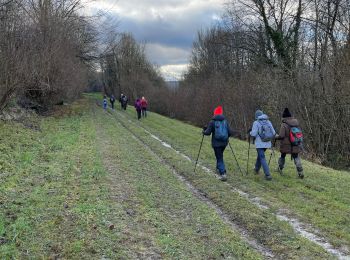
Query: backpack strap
[
  {"left": 284, "top": 122, "right": 300, "bottom": 129},
  {"left": 256, "top": 120, "right": 263, "bottom": 138}
]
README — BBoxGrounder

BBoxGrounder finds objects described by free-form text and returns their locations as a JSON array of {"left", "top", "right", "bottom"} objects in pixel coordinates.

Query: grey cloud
[
  {"left": 91, "top": 0, "right": 225, "bottom": 78},
  {"left": 117, "top": 3, "right": 223, "bottom": 47},
  {"left": 145, "top": 44, "right": 191, "bottom": 65}
]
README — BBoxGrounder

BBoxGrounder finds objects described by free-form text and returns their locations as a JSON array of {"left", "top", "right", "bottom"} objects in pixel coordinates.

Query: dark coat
[
  {"left": 134, "top": 100, "right": 142, "bottom": 111},
  {"left": 203, "top": 115, "right": 232, "bottom": 148},
  {"left": 278, "top": 117, "right": 302, "bottom": 154},
  {"left": 120, "top": 95, "right": 128, "bottom": 105}
]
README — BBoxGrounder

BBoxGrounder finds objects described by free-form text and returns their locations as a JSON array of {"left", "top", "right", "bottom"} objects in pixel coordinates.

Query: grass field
[
  {"left": 112, "top": 94, "right": 350, "bottom": 252},
  {"left": 0, "top": 94, "right": 349, "bottom": 259}
]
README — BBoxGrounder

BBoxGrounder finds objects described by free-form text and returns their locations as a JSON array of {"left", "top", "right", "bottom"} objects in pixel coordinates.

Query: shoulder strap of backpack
[
  {"left": 257, "top": 120, "right": 264, "bottom": 137},
  {"left": 284, "top": 122, "right": 300, "bottom": 128}
]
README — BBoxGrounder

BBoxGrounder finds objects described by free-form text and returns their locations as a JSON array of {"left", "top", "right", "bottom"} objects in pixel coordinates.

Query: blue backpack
[
  {"left": 258, "top": 121, "right": 274, "bottom": 142},
  {"left": 214, "top": 120, "right": 228, "bottom": 141}
]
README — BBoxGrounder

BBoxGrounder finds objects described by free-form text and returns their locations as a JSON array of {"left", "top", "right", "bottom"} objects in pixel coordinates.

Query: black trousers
[
  {"left": 137, "top": 109, "right": 141, "bottom": 119},
  {"left": 281, "top": 153, "right": 298, "bottom": 159}
]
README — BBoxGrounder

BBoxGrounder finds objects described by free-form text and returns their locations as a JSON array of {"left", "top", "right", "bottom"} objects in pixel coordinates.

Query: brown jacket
[{"left": 278, "top": 117, "right": 301, "bottom": 154}]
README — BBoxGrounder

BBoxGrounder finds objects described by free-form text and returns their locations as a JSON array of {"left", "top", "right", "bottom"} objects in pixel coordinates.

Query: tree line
[
  {"left": 0, "top": 0, "right": 167, "bottom": 114},
  {"left": 0, "top": 0, "right": 100, "bottom": 111},
  {"left": 158, "top": 0, "right": 350, "bottom": 169},
  {"left": 98, "top": 31, "right": 169, "bottom": 113}
]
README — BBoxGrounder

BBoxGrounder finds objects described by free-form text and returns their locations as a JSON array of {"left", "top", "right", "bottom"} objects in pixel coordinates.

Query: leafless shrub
[{"left": 158, "top": 0, "right": 350, "bottom": 168}]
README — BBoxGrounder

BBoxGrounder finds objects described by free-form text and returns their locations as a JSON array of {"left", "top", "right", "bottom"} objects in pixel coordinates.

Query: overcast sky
[{"left": 86, "top": 0, "right": 226, "bottom": 80}]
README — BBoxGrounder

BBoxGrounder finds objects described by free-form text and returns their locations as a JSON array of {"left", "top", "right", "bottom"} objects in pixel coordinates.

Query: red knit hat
[{"left": 213, "top": 106, "right": 223, "bottom": 116}]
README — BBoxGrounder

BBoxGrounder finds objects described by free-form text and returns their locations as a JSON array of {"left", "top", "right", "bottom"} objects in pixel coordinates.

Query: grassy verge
[
  {"left": 0, "top": 96, "right": 264, "bottom": 259},
  {"left": 115, "top": 100, "right": 350, "bottom": 250},
  {"left": 0, "top": 99, "right": 137, "bottom": 258}
]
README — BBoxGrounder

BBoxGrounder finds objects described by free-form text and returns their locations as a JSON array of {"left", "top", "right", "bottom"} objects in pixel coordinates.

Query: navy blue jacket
[{"left": 203, "top": 115, "right": 232, "bottom": 147}]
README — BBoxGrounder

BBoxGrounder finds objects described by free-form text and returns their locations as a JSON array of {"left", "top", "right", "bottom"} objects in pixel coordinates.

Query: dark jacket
[
  {"left": 203, "top": 115, "right": 232, "bottom": 147},
  {"left": 134, "top": 100, "right": 142, "bottom": 111},
  {"left": 120, "top": 95, "right": 128, "bottom": 104},
  {"left": 278, "top": 117, "right": 302, "bottom": 154}
]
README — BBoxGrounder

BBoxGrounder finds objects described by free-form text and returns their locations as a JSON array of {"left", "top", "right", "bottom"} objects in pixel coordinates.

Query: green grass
[
  {"left": 0, "top": 99, "right": 130, "bottom": 258},
  {"left": 0, "top": 96, "right": 262, "bottom": 259},
  {"left": 1, "top": 93, "right": 348, "bottom": 258},
  {"left": 103, "top": 95, "right": 349, "bottom": 258},
  {"left": 97, "top": 106, "right": 262, "bottom": 259},
  {"left": 123, "top": 101, "right": 350, "bottom": 245}
]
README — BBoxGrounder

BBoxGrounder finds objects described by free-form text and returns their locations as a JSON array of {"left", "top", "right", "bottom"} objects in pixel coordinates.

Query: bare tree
[
  {"left": 0, "top": 0, "right": 98, "bottom": 111},
  {"left": 100, "top": 32, "right": 169, "bottom": 112},
  {"left": 155, "top": 0, "right": 350, "bottom": 168}
]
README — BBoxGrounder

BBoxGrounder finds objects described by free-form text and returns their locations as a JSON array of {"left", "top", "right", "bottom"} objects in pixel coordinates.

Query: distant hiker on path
[
  {"left": 103, "top": 95, "right": 107, "bottom": 110},
  {"left": 203, "top": 106, "right": 233, "bottom": 181},
  {"left": 120, "top": 94, "right": 128, "bottom": 110},
  {"left": 134, "top": 98, "right": 142, "bottom": 120},
  {"left": 249, "top": 110, "right": 276, "bottom": 180},
  {"left": 110, "top": 95, "right": 115, "bottom": 110},
  {"left": 275, "top": 108, "right": 304, "bottom": 179},
  {"left": 141, "top": 96, "right": 148, "bottom": 118}
]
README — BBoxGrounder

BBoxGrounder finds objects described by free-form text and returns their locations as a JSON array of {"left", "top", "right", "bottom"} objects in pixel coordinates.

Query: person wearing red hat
[{"left": 203, "top": 106, "right": 233, "bottom": 181}]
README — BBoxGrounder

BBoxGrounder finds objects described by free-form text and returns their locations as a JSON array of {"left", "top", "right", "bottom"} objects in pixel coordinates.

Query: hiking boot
[
  {"left": 220, "top": 174, "right": 227, "bottom": 182},
  {"left": 298, "top": 171, "right": 304, "bottom": 179},
  {"left": 253, "top": 168, "right": 260, "bottom": 175},
  {"left": 265, "top": 175, "right": 272, "bottom": 181},
  {"left": 277, "top": 167, "right": 283, "bottom": 175}
]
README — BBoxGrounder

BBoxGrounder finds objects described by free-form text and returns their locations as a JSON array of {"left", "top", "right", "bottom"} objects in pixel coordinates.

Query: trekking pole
[
  {"left": 268, "top": 139, "right": 277, "bottom": 166},
  {"left": 246, "top": 135, "right": 251, "bottom": 175},
  {"left": 194, "top": 134, "right": 205, "bottom": 173},
  {"left": 228, "top": 141, "right": 244, "bottom": 175}
]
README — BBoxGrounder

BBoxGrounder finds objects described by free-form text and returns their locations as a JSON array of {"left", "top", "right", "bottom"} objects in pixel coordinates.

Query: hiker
[
  {"left": 103, "top": 95, "right": 108, "bottom": 110},
  {"left": 119, "top": 94, "right": 123, "bottom": 109},
  {"left": 134, "top": 98, "right": 142, "bottom": 120},
  {"left": 120, "top": 94, "right": 128, "bottom": 110},
  {"left": 203, "top": 106, "right": 233, "bottom": 181},
  {"left": 110, "top": 95, "right": 115, "bottom": 110},
  {"left": 249, "top": 110, "right": 276, "bottom": 180},
  {"left": 275, "top": 108, "right": 304, "bottom": 179},
  {"left": 140, "top": 96, "right": 148, "bottom": 118}
]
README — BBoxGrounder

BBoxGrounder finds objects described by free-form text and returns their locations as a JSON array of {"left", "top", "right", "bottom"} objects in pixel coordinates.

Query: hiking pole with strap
[
  {"left": 246, "top": 135, "right": 251, "bottom": 175},
  {"left": 228, "top": 141, "right": 244, "bottom": 175},
  {"left": 268, "top": 138, "right": 277, "bottom": 166},
  {"left": 194, "top": 134, "right": 205, "bottom": 173}
]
